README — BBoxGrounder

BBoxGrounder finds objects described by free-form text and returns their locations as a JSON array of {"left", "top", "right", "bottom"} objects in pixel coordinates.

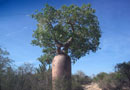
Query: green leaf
[{"left": 32, "top": 4, "right": 101, "bottom": 64}]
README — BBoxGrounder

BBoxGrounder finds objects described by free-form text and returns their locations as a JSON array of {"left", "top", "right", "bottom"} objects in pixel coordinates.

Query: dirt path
[{"left": 83, "top": 83, "right": 102, "bottom": 90}]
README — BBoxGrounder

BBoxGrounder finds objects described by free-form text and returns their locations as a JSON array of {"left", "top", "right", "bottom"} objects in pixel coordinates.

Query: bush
[
  {"left": 115, "top": 61, "right": 130, "bottom": 89},
  {"left": 0, "top": 47, "right": 52, "bottom": 90},
  {"left": 53, "top": 70, "right": 91, "bottom": 90},
  {"left": 98, "top": 72, "right": 122, "bottom": 90},
  {"left": 93, "top": 72, "right": 108, "bottom": 82},
  {"left": 73, "top": 71, "right": 92, "bottom": 85},
  {"left": 94, "top": 61, "right": 130, "bottom": 90},
  {"left": 53, "top": 74, "right": 85, "bottom": 90},
  {"left": 0, "top": 48, "right": 92, "bottom": 90},
  {"left": 72, "top": 80, "right": 84, "bottom": 90},
  {"left": 71, "top": 70, "right": 92, "bottom": 90}
]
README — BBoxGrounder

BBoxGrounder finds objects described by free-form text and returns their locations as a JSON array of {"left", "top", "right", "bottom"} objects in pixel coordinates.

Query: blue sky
[{"left": 0, "top": 0, "right": 130, "bottom": 76}]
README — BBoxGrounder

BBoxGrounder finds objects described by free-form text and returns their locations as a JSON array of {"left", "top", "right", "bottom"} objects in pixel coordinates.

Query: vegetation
[
  {"left": 31, "top": 4, "right": 101, "bottom": 64},
  {"left": 0, "top": 47, "right": 52, "bottom": 90},
  {"left": 1, "top": 47, "right": 130, "bottom": 90},
  {"left": 73, "top": 71, "right": 92, "bottom": 85},
  {"left": 0, "top": 47, "right": 91, "bottom": 90},
  {"left": 32, "top": 4, "right": 101, "bottom": 90},
  {"left": 2, "top": 3, "right": 129, "bottom": 90},
  {"left": 93, "top": 61, "right": 130, "bottom": 90}
]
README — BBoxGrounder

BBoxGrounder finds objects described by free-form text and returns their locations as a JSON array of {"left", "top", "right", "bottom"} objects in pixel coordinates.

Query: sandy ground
[{"left": 83, "top": 83, "right": 102, "bottom": 90}]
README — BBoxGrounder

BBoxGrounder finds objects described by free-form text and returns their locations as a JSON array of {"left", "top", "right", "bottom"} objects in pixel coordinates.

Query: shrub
[
  {"left": 93, "top": 72, "right": 108, "bottom": 82},
  {"left": 98, "top": 72, "right": 122, "bottom": 90},
  {"left": 72, "top": 80, "right": 84, "bottom": 90},
  {"left": 94, "top": 61, "right": 130, "bottom": 90},
  {"left": 0, "top": 48, "right": 90, "bottom": 90},
  {"left": 73, "top": 71, "right": 92, "bottom": 85}
]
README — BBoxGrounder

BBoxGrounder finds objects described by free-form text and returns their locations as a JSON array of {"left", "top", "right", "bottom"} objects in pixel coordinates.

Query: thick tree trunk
[{"left": 52, "top": 53, "right": 71, "bottom": 90}]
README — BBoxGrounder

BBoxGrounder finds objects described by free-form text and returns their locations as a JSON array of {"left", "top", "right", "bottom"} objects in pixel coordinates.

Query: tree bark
[{"left": 52, "top": 53, "right": 71, "bottom": 90}]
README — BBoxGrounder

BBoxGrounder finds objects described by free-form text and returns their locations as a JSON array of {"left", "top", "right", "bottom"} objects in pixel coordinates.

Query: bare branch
[
  {"left": 64, "top": 37, "right": 73, "bottom": 46},
  {"left": 53, "top": 21, "right": 75, "bottom": 54},
  {"left": 54, "top": 39, "right": 64, "bottom": 54},
  {"left": 63, "top": 37, "right": 73, "bottom": 53}
]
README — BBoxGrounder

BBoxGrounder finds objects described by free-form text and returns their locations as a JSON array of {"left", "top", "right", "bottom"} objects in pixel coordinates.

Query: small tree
[
  {"left": 0, "top": 48, "right": 13, "bottom": 90},
  {"left": 32, "top": 4, "right": 101, "bottom": 90},
  {"left": 115, "top": 61, "right": 130, "bottom": 89}
]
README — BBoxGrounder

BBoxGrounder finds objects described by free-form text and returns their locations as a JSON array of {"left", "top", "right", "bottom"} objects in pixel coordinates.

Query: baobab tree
[{"left": 32, "top": 4, "right": 101, "bottom": 90}]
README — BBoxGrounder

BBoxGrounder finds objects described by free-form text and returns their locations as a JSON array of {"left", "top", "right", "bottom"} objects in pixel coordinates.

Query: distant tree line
[
  {"left": 0, "top": 47, "right": 52, "bottom": 90},
  {"left": 0, "top": 47, "right": 91, "bottom": 90},
  {"left": 2, "top": 47, "right": 130, "bottom": 90}
]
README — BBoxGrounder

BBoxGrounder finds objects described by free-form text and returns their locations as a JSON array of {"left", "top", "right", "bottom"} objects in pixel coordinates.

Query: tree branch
[
  {"left": 48, "top": 21, "right": 63, "bottom": 54},
  {"left": 64, "top": 37, "right": 73, "bottom": 45},
  {"left": 61, "top": 21, "right": 75, "bottom": 53},
  {"left": 63, "top": 37, "right": 73, "bottom": 53},
  {"left": 54, "top": 21, "right": 75, "bottom": 54},
  {"left": 70, "top": 23, "right": 75, "bottom": 33},
  {"left": 67, "top": 20, "right": 75, "bottom": 32},
  {"left": 54, "top": 39, "right": 64, "bottom": 54}
]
